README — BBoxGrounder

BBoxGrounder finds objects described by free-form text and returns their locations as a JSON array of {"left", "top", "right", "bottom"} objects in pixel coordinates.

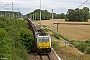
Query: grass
[
  {"left": 52, "top": 33, "right": 61, "bottom": 40},
  {"left": 36, "top": 21, "right": 90, "bottom": 60}
]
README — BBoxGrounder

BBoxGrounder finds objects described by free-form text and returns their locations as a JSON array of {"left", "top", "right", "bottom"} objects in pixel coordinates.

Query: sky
[{"left": 0, "top": 0, "right": 90, "bottom": 15}]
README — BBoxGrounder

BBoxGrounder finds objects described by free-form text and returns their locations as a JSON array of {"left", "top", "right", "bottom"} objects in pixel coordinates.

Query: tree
[
  {"left": 60, "top": 13, "right": 66, "bottom": 19},
  {"left": 66, "top": 7, "right": 89, "bottom": 22},
  {"left": 0, "top": 11, "right": 22, "bottom": 18},
  {"left": 27, "top": 9, "right": 51, "bottom": 20},
  {"left": 82, "top": 7, "right": 89, "bottom": 21},
  {"left": 88, "top": 13, "right": 90, "bottom": 19},
  {"left": 67, "top": 9, "right": 75, "bottom": 21},
  {"left": 26, "top": 9, "right": 66, "bottom": 20}
]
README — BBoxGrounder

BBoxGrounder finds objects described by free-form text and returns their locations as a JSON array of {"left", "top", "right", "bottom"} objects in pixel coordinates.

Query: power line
[{"left": 78, "top": 0, "right": 89, "bottom": 8}]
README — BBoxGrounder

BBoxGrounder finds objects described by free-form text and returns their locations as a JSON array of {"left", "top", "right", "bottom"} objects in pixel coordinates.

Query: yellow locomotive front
[{"left": 37, "top": 35, "right": 51, "bottom": 53}]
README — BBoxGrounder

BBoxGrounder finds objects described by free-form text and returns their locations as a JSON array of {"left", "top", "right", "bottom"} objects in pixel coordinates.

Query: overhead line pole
[
  {"left": 18, "top": 8, "right": 19, "bottom": 18},
  {"left": 52, "top": 9, "right": 54, "bottom": 32},
  {"left": 12, "top": 2, "right": 13, "bottom": 18},
  {"left": 40, "top": 0, "right": 42, "bottom": 28},
  {"left": 13, "top": 8, "right": 20, "bottom": 18},
  {"left": 5, "top": 2, "right": 13, "bottom": 18},
  {"left": 34, "top": 10, "right": 36, "bottom": 20}
]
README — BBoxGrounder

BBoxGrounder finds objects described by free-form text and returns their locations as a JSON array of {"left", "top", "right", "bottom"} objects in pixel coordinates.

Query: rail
[{"left": 39, "top": 54, "right": 51, "bottom": 60}]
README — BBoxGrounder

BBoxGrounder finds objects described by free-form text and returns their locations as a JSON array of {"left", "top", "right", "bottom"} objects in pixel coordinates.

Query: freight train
[{"left": 28, "top": 18, "right": 51, "bottom": 54}]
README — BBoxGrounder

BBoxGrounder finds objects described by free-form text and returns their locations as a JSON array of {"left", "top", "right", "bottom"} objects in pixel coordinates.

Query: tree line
[
  {"left": 0, "top": 11, "right": 22, "bottom": 18},
  {"left": 1, "top": 7, "right": 90, "bottom": 22},
  {"left": 27, "top": 7, "right": 90, "bottom": 22},
  {"left": 26, "top": 9, "right": 66, "bottom": 20},
  {"left": 66, "top": 7, "right": 90, "bottom": 22}
]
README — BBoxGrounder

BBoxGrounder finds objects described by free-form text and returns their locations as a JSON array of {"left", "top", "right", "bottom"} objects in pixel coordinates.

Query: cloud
[{"left": 0, "top": 0, "right": 90, "bottom": 15}]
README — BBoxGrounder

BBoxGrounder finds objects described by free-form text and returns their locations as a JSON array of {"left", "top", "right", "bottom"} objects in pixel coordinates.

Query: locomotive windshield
[{"left": 39, "top": 37, "right": 49, "bottom": 42}]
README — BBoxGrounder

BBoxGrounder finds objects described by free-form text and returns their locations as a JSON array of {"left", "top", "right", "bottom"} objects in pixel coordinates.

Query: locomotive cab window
[{"left": 39, "top": 37, "right": 49, "bottom": 42}]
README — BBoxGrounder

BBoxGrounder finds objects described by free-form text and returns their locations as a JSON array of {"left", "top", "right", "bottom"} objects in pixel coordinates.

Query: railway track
[
  {"left": 28, "top": 18, "right": 61, "bottom": 60},
  {"left": 35, "top": 49, "right": 61, "bottom": 60},
  {"left": 39, "top": 54, "right": 51, "bottom": 60}
]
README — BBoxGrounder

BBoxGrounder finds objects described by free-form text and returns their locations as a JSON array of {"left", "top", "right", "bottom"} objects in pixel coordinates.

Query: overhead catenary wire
[{"left": 78, "top": 0, "right": 89, "bottom": 8}]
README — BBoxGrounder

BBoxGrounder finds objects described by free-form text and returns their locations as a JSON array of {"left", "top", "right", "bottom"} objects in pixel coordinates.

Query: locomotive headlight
[
  {"left": 43, "top": 42, "right": 45, "bottom": 44},
  {"left": 39, "top": 47, "right": 42, "bottom": 48},
  {"left": 47, "top": 46, "right": 50, "bottom": 48}
]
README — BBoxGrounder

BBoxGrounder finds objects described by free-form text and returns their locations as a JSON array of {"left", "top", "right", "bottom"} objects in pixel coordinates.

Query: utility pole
[
  {"left": 35, "top": 13, "right": 36, "bottom": 20},
  {"left": 30, "top": 15, "right": 32, "bottom": 19},
  {"left": 8, "top": 13, "right": 10, "bottom": 18},
  {"left": 33, "top": 14, "right": 34, "bottom": 20},
  {"left": 12, "top": 2, "right": 13, "bottom": 18},
  {"left": 52, "top": 9, "right": 54, "bottom": 32},
  {"left": 5, "top": 2, "right": 13, "bottom": 18},
  {"left": 0, "top": 13, "right": 2, "bottom": 16},
  {"left": 5, "top": 12, "right": 6, "bottom": 17},
  {"left": 56, "top": 23, "right": 59, "bottom": 32},
  {"left": 13, "top": 8, "right": 20, "bottom": 18},
  {"left": 51, "top": 9, "right": 54, "bottom": 44},
  {"left": 18, "top": 8, "right": 19, "bottom": 18},
  {"left": 40, "top": 0, "right": 42, "bottom": 28}
]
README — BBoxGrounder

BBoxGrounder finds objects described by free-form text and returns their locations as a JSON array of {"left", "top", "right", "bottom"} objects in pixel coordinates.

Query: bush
[
  {"left": 76, "top": 43, "right": 88, "bottom": 53},
  {"left": 52, "top": 33, "right": 61, "bottom": 40},
  {"left": 52, "top": 41, "right": 58, "bottom": 48},
  {"left": 87, "top": 47, "right": 90, "bottom": 54},
  {"left": 20, "top": 28, "right": 34, "bottom": 53},
  {"left": 85, "top": 40, "right": 90, "bottom": 44},
  {"left": 0, "top": 28, "right": 12, "bottom": 60},
  {"left": 59, "top": 33, "right": 70, "bottom": 41},
  {"left": 0, "top": 17, "right": 34, "bottom": 60}
]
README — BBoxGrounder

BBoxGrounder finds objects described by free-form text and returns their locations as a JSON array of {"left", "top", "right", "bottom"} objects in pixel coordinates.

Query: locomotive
[
  {"left": 35, "top": 29, "right": 51, "bottom": 53},
  {"left": 28, "top": 18, "right": 51, "bottom": 53}
]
